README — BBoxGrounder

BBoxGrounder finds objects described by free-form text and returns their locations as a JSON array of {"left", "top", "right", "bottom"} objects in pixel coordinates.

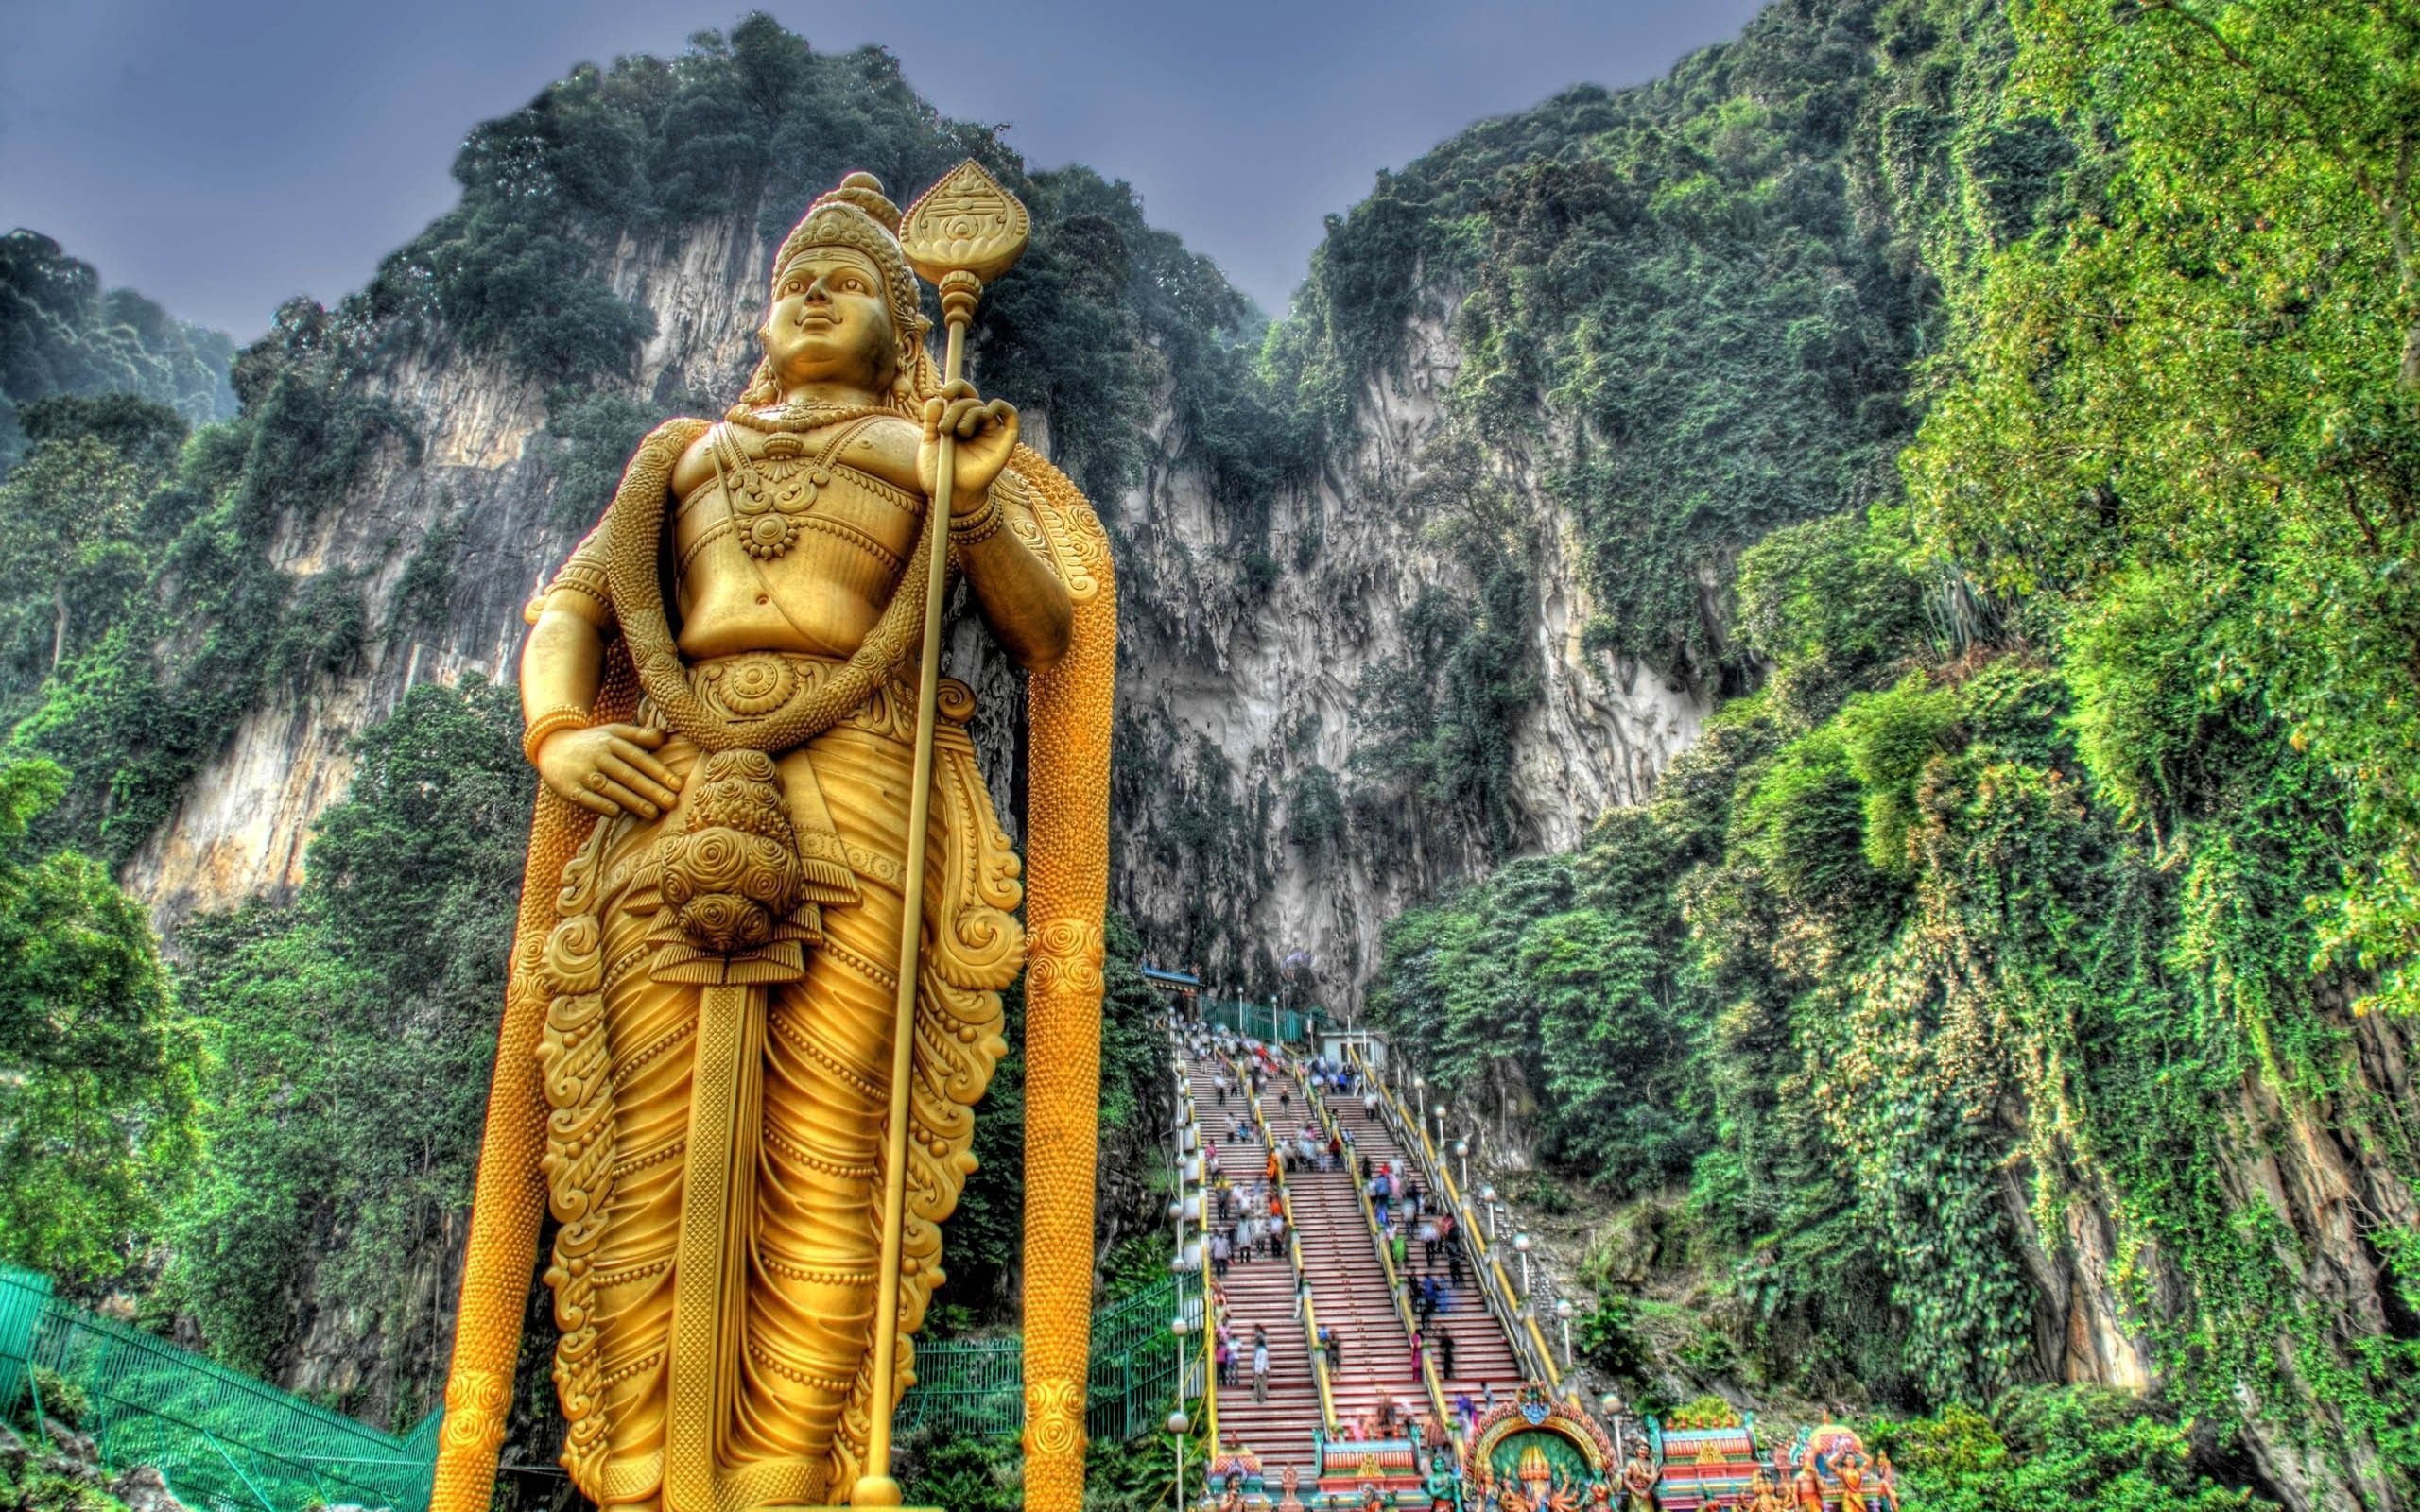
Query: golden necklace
[
  {"left": 722, "top": 400, "right": 902, "bottom": 434},
  {"left": 709, "top": 415, "right": 889, "bottom": 561}
]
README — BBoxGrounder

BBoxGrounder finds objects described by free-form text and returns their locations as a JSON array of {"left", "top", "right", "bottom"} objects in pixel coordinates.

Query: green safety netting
[
  {"left": 3, "top": 1266, "right": 439, "bottom": 1512},
  {"left": 3, "top": 1263, "right": 1194, "bottom": 1511},
  {"left": 1199, "top": 998, "right": 1314, "bottom": 1045}
]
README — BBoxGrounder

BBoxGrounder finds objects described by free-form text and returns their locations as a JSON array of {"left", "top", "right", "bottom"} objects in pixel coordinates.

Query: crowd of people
[{"left": 1180, "top": 1021, "right": 1512, "bottom": 1438}]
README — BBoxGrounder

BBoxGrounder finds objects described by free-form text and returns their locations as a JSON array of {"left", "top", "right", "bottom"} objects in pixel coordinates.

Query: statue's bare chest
[{"left": 668, "top": 418, "right": 926, "bottom": 658}]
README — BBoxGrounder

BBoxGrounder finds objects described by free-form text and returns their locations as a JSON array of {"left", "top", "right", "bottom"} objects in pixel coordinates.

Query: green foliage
[
  {"left": 0, "top": 1469, "right": 128, "bottom": 1512},
  {"left": 21, "top": 1366, "right": 92, "bottom": 1430},
  {"left": 0, "top": 399, "right": 181, "bottom": 688},
  {"left": 1899, "top": 0, "right": 2420, "bottom": 1017},
  {"left": 543, "top": 388, "right": 665, "bottom": 527},
  {"left": 165, "top": 678, "right": 528, "bottom": 1397},
  {"left": 5, "top": 299, "right": 413, "bottom": 863},
  {"left": 367, "top": 19, "right": 1286, "bottom": 517},
  {"left": 1278, "top": 0, "right": 1928, "bottom": 680},
  {"left": 0, "top": 758, "right": 199, "bottom": 1284},
  {"left": 1285, "top": 764, "right": 1345, "bottom": 853},
  {"left": 1835, "top": 672, "right": 1960, "bottom": 870},
  {"left": 896, "top": 1412, "right": 1201, "bottom": 1512},
  {"left": 1345, "top": 440, "right": 1542, "bottom": 857},
  {"left": 1873, "top": 1386, "right": 2273, "bottom": 1511},
  {"left": 1359, "top": 8, "right": 2420, "bottom": 1497},
  {"left": 0, "top": 230, "right": 236, "bottom": 471}
]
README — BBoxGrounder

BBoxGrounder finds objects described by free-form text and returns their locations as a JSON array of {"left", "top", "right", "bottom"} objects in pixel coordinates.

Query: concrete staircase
[
  {"left": 1296, "top": 1068, "right": 1525, "bottom": 1413},
  {"left": 1181, "top": 1041, "right": 1526, "bottom": 1476},
  {"left": 1187, "top": 1056, "right": 1319, "bottom": 1470}
]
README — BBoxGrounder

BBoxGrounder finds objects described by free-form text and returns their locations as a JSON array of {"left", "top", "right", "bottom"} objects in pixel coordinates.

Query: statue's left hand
[{"left": 920, "top": 379, "right": 1018, "bottom": 517}]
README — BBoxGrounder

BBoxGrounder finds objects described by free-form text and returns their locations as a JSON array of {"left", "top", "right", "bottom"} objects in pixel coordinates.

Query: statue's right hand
[{"left": 535, "top": 723, "right": 682, "bottom": 820}]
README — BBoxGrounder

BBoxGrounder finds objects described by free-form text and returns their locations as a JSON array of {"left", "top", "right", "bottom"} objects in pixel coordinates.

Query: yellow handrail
[
  {"left": 1242, "top": 1054, "right": 1340, "bottom": 1434},
  {"left": 1344, "top": 1046, "right": 1566, "bottom": 1400},
  {"left": 1308, "top": 1071, "right": 1460, "bottom": 1449}
]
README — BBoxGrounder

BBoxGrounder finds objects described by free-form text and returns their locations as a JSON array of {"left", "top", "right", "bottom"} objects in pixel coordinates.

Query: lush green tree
[
  {"left": 0, "top": 398, "right": 183, "bottom": 678},
  {"left": 167, "top": 677, "right": 527, "bottom": 1397},
  {"left": 0, "top": 758, "right": 199, "bottom": 1283},
  {"left": 0, "top": 231, "right": 235, "bottom": 471},
  {"left": 1873, "top": 1387, "right": 2273, "bottom": 1511}
]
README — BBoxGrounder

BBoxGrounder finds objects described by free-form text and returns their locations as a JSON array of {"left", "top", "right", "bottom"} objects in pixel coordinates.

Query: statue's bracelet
[
  {"left": 522, "top": 706, "right": 592, "bottom": 765},
  {"left": 949, "top": 488, "right": 1004, "bottom": 547}
]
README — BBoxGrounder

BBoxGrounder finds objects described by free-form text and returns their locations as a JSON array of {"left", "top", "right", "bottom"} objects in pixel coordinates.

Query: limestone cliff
[{"left": 121, "top": 214, "right": 1709, "bottom": 1019}]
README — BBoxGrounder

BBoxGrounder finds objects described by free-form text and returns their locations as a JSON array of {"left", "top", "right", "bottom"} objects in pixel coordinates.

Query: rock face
[{"left": 121, "top": 212, "right": 1710, "bottom": 1019}]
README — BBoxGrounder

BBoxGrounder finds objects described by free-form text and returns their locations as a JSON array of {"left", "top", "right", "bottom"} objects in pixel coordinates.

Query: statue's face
[{"left": 762, "top": 247, "right": 896, "bottom": 393}]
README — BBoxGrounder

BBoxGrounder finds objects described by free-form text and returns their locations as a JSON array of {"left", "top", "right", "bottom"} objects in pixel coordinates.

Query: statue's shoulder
[
  {"left": 658, "top": 417, "right": 728, "bottom": 498},
  {"left": 832, "top": 412, "right": 924, "bottom": 492}
]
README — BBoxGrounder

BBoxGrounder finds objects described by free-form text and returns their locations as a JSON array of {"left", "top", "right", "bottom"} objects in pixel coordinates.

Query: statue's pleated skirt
[{"left": 580, "top": 722, "right": 926, "bottom": 1509}]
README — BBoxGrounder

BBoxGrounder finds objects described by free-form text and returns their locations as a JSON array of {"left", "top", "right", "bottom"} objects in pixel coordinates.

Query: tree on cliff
[{"left": 0, "top": 756, "right": 199, "bottom": 1283}]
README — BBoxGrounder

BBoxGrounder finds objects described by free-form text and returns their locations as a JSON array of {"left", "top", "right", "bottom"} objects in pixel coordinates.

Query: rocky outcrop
[{"left": 122, "top": 215, "right": 1711, "bottom": 1019}]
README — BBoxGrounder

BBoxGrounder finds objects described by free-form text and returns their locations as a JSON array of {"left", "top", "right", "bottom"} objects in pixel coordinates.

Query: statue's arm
[
  {"left": 956, "top": 476, "right": 1073, "bottom": 672},
  {"left": 916, "top": 386, "right": 1072, "bottom": 670},
  {"left": 520, "top": 513, "right": 681, "bottom": 820}
]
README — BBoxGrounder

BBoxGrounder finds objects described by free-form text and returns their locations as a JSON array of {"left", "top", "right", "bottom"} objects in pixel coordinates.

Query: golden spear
[{"left": 852, "top": 160, "right": 1032, "bottom": 1507}]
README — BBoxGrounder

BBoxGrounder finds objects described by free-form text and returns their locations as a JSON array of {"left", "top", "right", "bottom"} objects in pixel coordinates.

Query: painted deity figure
[
  {"left": 1618, "top": 1441, "right": 1659, "bottom": 1512},
  {"left": 436, "top": 171, "right": 1116, "bottom": 1512},
  {"left": 1833, "top": 1445, "right": 1872, "bottom": 1512}
]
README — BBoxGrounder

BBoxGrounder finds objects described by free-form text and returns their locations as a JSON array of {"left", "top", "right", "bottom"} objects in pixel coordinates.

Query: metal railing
[
  {"left": 891, "top": 1271, "right": 1193, "bottom": 1444},
  {"left": 1344, "top": 1046, "right": 1578, "bottom": 1403},
  {"left": 1236, "top": 1053, "right": 1339, "bottom": 1435},
  {"left": 1303, "top": 1065, "right": 1461, "bottom": 1449},
  {"left": 1200, "top": 999, "right": 1313, "bottom": 1046}
]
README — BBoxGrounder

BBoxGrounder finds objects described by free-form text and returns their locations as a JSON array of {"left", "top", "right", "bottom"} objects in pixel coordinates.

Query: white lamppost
[
  {"left": 1513, "top": 1231, "right": 1533, "bottom": 1297},
  {"left": 1600, "top": 1391, "right": 1626, "bottom": 1462},
  {"left": 1453, "top": 1139, "right": 1470, "bottom": 1194},
  {"left": 1166, "top": 1388, "right": 1190, "bottom": 1509},
  {"left": 1412, "top": 1074, "right": 1426, "bottom": 1136},
  {"left": 1479, "top": 1185, "right": 1499, "bottom": 1241},
  {"left": 1555, "top": 1297, "right": 1574, "bottom": 1368}
]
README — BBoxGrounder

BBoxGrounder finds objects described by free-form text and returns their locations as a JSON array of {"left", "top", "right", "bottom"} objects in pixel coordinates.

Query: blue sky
[{"left": 0, "top": 0, "right": 1764, "bottom": 337}]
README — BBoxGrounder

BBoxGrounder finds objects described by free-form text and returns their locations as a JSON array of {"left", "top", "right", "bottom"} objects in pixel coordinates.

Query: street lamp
[
  {"left": 1513, "top": 1231, "right": 1533, "bottom": 1297},
  {"left": 1555, "top": 1297, "right": 1574, "bottom": 1368},
  {"left": 1412, "top": 1074, "right": 1426, "bottom": 1134},
  {"left": 1452, "top": 1139, "right": 1470, "bottom": 1193},
  {"left": 1479, "top": 1184, "right": 1499, "bottom": 1241},
  {"left": 1167, "top": 1392, "right": 1191, "bottom": 1510}
]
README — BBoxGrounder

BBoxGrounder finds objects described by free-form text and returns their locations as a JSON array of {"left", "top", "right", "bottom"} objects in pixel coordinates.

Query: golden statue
[{"left": 429, "top": 164, "right": 1116, "bottom": 1512}]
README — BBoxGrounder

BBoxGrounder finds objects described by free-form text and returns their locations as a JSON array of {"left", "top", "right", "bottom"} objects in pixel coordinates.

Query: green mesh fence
[
  {"left": 1, "top": 1267, "right": 439, "bottom": 1512},
  {"left": 892, "top": 1272, "right": 1191, "bottom": 1446},
  {"left": 0, "top": 1266, "right": 48, "bottom": 1423},
  {"left": 1200, "top": 999, "right": 1311, "bottom": 1045},
  {"left": 2, "top": 1263, "right": 1190, "bottom": 1511}
]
